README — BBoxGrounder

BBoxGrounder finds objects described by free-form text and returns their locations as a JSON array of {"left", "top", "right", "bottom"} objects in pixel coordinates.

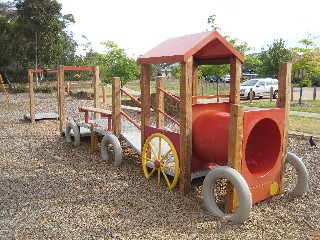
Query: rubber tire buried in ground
[
  {"left": 101, "top": 133, "right": 122, "bottom": 167},
  {"left": 65, "top": 120, "right": 80, "bottom": 147},
  {"left": 202, "top": 166, "right": 252, "bottom": 224}
]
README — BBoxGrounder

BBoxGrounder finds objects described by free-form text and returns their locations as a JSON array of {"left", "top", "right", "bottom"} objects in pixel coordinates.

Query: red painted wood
[{"left": 137, "top": 31, "right": 244, "bottom": 65}]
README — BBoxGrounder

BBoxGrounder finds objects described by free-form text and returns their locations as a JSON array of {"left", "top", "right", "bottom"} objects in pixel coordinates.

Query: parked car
[
  {"left": 240, "top": 78, "right": 278, "bottom": 100},
  {"left": 205, "top": 75, "right": 218, "bottom": 83},
  {"left": 224, "top": 74, "right": 230, "bottom": 83}
]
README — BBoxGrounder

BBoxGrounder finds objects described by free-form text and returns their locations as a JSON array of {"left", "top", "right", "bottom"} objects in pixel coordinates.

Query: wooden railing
[{"left": 156, "top": 79, "right": 180, "bottom": 129}]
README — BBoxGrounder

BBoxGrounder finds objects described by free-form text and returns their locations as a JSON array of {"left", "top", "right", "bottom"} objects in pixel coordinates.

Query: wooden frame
[
  {"left": 28, "top": 68, "right": 58, "bottom": 124},
  {"left": 57, "top": 65, "right": 100, "bottom": 133}
]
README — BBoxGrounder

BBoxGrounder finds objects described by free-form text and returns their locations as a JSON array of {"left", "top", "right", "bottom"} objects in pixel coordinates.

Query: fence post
[
  {"left": 313, "top": 86, "right": 317, "bottom": 100},
  {"left": 66, "top": 82, "right": 70, "bottom": 94},
  {"left": 249, "top": 88, "right": 253, "bottom": 103},
  {"left": 270, "top": 86, "right": 273, "bottom": 102},
  {"left": 291, "top": 86, "right": 293, "bottom": 101},
  {"left": 102, "top": 86, "right": 106, "bottom": 103},
  {"left": 216, "top": 80, "right": 219, "bottom": 102}
]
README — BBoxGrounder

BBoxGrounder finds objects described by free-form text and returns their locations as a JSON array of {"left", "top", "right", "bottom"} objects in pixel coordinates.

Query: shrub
[{"left": 34, "top": 85, "right": 56, "bottom": 93}]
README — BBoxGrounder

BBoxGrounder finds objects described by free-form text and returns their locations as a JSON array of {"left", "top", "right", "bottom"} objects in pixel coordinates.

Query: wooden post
[
  {"left": 66, "top": 83, "right": 70, "bottom": 94},
  {"left": 140, "top": 64, "right": 151, "bottom": 152},
  {"left": 192, "top": 61, "right": 198, "bottom": 104},
  {"left": 90, "top": 124, "right": 99, "bottom": 153},
  {"left": 179, "top": 57, "right": 193, "bottom": 195},
  {"left": 58, "top": 65, "right": 66, "bottom": 133},
  {"left": 313, "top": 86, "right": 317, "bottom": 100},
  {"left": 276, "top": 62, "right": 292, "bottom": 194},
  {"left": 270, "top": 86, "right": 274, "bottom": 102},
  {"left": 229, "top": 58, "right": 241, "bottom": 104},
  {"left": 216, "top": 80, "right": 219, "bottom": 103},
  {"left": 112, "top": 77, "right": 121, "bottom": 138},
  {"left": 291, "top": 86, "right": 293, "bottom": 101},
  {"left": 226, "top": 104, "right": 244, "bottom": 212},
  {"left": 156, "top": 76, "right": 164, "bottom": 129},
  {"left": 28, "top": 70, "right": 35, "bottom": 124},
  {"left": 225, "top": 57, "right": 243, "bottom": 212},
  {"left": 249, "top": 88, "right": 253, "bottom": 103},
  {"left": 102, "top": 86, "right": 106, "bottom": 103},
  {"left": 93, "top": 66, "right": 100, "bottom": 119}
]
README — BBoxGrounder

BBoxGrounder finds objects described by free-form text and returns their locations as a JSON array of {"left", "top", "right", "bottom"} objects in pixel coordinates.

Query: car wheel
[
  {"left": 247, "top": 92, "right": 255, "bottom": 100},
  {"left": 273, "top": 90, "right": 278, "bottom": 99}
]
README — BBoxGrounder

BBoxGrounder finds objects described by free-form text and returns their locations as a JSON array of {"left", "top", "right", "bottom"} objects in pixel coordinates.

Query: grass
[
  {"left": 24, "top": 80, "right": 320, "bottom": 135},
  {"left": 289, "top": 116, "right": 320, "bottom": 135},
  {"left": 125, "top": 79, "right": 230, "bottom": 96},
  {"left": 242, "top": 100, "right": 320, "bottom": 114},
  {"left": 242, "top": 100, "right": 320, "bottom": 135}
]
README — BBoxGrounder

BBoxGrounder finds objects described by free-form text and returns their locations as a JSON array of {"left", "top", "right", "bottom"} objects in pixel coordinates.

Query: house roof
[{"left": 137, "top": 31, "right": 244, "bottom": 65}]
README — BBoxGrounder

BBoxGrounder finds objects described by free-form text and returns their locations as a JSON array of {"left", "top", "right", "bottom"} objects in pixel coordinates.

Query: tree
[
  {"left": 257, "top": 38, "right": 291, "bottom": 78},
  {"left": 199, "top": 14, "right": 252, "bottom": 80},
  {"left": 0, "top": 0, "right": 77, "bottom": 82},
  {"left": 88, "top": 41, "right": 139, "bottom": 85},
  {"left": 291, "top": 35, "right": 320, "bottom": 87}
]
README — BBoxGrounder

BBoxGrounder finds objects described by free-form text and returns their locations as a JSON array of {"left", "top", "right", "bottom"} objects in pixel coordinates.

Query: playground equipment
[
  {"left": 26, "top": 68, "right": 59, "bottom": 122},
  {"left": 58, "top": 66, "right": 123, "bottom": 164},
  {"left": 65, "top": 31, "right": 309, "bottom": 223}
]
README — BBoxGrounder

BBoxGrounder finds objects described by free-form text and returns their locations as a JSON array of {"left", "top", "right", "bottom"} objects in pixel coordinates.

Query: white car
[{"left": 240, "top": 78, "right": 278, "bottom": 100}]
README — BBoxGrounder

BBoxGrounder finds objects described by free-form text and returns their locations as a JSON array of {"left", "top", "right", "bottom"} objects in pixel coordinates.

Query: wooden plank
[
  {"left": 112, "top": 77, "right": 121, "bottom": 138},
  {"left": 225, "top": 104, "right": 244, "bottom": 212},
  {"left": 93, "top": 66, "right": 100, "bottom": 119},
  {"left": 179, "top": 57, "right": 193, "bottom": 195},
  {"left": 276, "top": 62, "right": 292, "bottom": 194},
  {"left": 192, "top": 61, "right": 198, "bottom": 104},
  {"left": 79, "top": 106, "right": 111, "bottom": 115},
  {"left": 140, "top": 64, "right": 151, "bottom": 152},
  {"left": 58, "top": 65, "right": 66, "bottom": 133},
  {"left": 121, "top": 105, "right": 142, "bottom": 111},
  {"left": 63, "top": 66, "right": 95, "bottom": 71},
  {"left": 28, "top": 70, "right": 35, "bottom": 124},
  {"left": 229, "top": 58, "right": 242, "bottom": 104},
  {"left": 156, "top": 76, "right": 164, "bottom": 129}
]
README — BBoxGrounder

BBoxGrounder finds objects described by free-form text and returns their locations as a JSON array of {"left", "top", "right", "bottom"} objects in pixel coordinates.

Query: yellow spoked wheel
[{"left": 142, "top": 133, "right": 179, "bottom": 190}]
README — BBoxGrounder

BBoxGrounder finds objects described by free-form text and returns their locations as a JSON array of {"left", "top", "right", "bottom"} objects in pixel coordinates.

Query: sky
[{"left": 59, "top": 0, "right": 320, "bottom": 57}]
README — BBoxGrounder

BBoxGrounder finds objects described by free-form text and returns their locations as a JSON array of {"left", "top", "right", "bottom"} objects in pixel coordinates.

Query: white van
[{"left": 240, "top": 78, "right": 278, "bottom": 100}]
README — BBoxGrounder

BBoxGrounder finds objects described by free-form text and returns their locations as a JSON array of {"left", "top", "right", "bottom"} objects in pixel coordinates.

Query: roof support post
[
  {"left": 229, "top": 58, "right": 242, "bottom": 104},
  {"left": 179, "top": 57, "right": 193, "bottom": 195},
  {"left": 192, "top": 61, "right": 199, "bottom": 104},
  {"left": 225, "top": 57, "right": 243, "bottom": 212},
  {"left": 140, "top": 64, "right": 151, "bottom": 152},
  {"left": 276, "top": 62, "right": 291, "bottom": 194}
]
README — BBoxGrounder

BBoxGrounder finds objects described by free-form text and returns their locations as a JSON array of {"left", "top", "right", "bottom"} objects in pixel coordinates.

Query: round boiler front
[
  {"left": 192, "top": 110, "right": 230, "bottom": 166},
  {"left": 244, "top": 118, "right": 281, "bottom": 177}
]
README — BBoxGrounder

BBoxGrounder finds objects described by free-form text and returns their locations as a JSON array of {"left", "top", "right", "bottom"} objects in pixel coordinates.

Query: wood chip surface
[{"left": 0, "top": 93, "right": 319, "bottom": 239}]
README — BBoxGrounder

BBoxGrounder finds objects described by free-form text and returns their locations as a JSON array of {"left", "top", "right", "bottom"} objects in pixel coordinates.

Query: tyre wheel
[
  {"left": 273, "top": 90, "right": 278, "bottom": 99},
  {"left": 101, "top": 133, "right": 122, "bottom": 167},
  {"left": 285, "top": 152, "right": 308, "bottom": 196},
  {"left": 65, "top": 120, "right": 80, "bottom": 146},
  {"left": 202, "top": 166, "right": 252, "bottom": 224}
]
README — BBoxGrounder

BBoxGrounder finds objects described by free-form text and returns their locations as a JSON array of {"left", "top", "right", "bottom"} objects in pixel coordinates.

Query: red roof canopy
[{"left": 137, "top": 31, "right": 244, "bottom": 65}]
